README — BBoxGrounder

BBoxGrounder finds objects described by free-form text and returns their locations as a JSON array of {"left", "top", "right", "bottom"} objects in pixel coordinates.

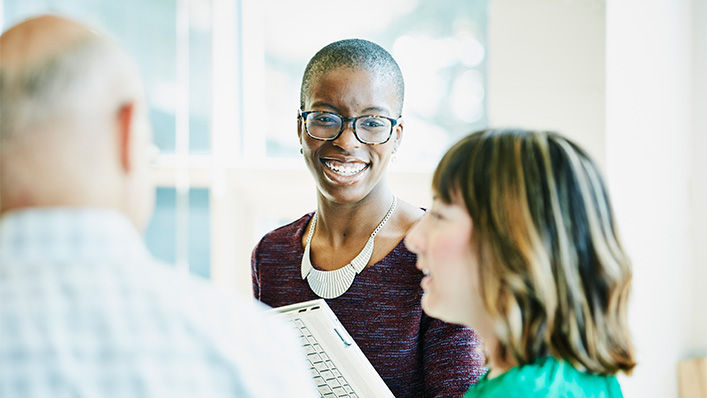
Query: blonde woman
[{"left": 405, "top": 129, "right": 636, "bottom": 396}]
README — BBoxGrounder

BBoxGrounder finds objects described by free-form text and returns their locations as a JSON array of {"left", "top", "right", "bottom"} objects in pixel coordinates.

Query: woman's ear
[
  {"left": 393, "top": 120, "right": 404, "bottom": 152},
  {"left": 296, "top": 111, "right": 304, "bottom": 142}
]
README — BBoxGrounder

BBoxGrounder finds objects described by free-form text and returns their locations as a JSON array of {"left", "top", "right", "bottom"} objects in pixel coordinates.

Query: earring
[{"left": 391, "top": 151, "right": 398, "bottom": 162}]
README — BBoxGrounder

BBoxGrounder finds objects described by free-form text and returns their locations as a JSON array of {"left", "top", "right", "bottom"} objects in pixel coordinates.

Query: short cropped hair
[
  {"left": 299, "top": 39, "right": 404, "bottom": 115},
  {"left": 433, "top": 129, "right": 636, "bottom": 375}
]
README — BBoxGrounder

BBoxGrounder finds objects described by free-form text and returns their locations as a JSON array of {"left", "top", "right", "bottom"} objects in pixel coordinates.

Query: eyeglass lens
[{"left": 305, "top": 112, "right": 391, "bottom": 144}]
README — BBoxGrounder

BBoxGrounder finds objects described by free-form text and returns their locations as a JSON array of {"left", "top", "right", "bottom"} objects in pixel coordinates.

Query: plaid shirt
[{"left": 0, "top": 208, "right": 316, "bottom": 398}]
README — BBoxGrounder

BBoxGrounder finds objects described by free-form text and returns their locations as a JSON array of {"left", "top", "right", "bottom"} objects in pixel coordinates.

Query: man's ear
[{"left": 117, "top": 102, "right": 135, "bottom": 173}]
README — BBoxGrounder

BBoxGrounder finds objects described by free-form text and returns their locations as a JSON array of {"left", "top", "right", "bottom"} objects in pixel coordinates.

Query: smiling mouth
[{"left": 322, "top": 159, "right": 369, "bottom": 176}]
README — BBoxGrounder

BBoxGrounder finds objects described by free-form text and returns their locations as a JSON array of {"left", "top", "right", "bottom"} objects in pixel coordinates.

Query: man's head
[
  {"left": 0, "top": 15, "right": 154, "bottom": 230},
  {"left": 300, "top": 39, "right": 404, "bottom": 116}
]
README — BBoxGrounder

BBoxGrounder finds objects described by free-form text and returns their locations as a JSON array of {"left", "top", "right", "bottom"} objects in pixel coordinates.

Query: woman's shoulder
[
  {"left": 465, "top": 357, "right": 622, "bottom": 397},
  {"left": 369, "top": 199, "right": 423, "bottom": 267},
  {"left": 384, "top": 198, "right": 424, "bottom": 241},
  {"left": 255, "top": 212, "right": 313, "bottom": 250},
  {"left": 397, "top": 199, "right": 425, "bottom": 228}
]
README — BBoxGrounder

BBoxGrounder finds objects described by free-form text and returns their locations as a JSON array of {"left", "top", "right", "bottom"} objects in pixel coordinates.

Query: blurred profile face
[
  {"left": 405, "top": 193, "right": 490, "bottom": 331},
  {"left": 298, "top": 67, "right": 402, "bottom": 204}
]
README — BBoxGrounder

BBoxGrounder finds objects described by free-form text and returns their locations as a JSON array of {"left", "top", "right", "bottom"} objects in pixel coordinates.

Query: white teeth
[
  {"left": 324, "top": 160, "right": 367, "bottom": 176},
  {"left": 423, "top": 269, "right": 430, "bottom": 276}
]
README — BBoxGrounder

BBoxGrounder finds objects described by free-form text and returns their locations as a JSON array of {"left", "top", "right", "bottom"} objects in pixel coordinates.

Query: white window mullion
[
  {"left": 210, "top": 0, "right": 243, "bottom": 290},
  {"left": 239, "top": 0, "right": 266, "bottom": 160},
  {"left": 175, "top": 0, "right": 191, "bottom": 274}
]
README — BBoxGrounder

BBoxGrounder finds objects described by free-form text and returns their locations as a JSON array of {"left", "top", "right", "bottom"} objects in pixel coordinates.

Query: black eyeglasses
[{"left": 298, "top": 110, "right": 401, "bottom": 145}]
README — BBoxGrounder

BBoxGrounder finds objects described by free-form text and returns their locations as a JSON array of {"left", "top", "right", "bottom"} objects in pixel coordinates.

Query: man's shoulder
[
  {"left": 171, "top": 273, "right": 315, "bottom": 395},
  {"left": 140, "top": 260, "right": 303, "bottom": 361}
]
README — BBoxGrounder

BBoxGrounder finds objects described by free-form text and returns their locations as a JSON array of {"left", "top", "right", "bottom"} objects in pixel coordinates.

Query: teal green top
[{"left": 463, "top": 356, "right": 623, "bottom": 397}]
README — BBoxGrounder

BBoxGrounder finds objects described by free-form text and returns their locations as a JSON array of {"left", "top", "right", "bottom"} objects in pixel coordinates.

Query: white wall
[
  {"left": 487, "top": 0, "right": 605, "bottom": 164},
  {"left": 690, "top": 0, "right": 707, "bottom": 355},
  {"left": 490, "top": 0, "right": 706, "bottom": 396},
  {"left": 607, "top": 0, "right": 696, "bottom": 396}
]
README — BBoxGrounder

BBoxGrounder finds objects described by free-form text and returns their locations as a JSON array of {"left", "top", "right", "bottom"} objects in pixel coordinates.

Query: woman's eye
[
  {"left": 310, "top": 114, "right": 340, "bottom": 126},
  {"left": 314, "top": 116, "right": 335, "bottom": 123},
  {"left": 428, "top": 210, "right": 444, "bottom": 220},
  {"left": 360, "top": 118, "right": 385, "bottom": 128}
]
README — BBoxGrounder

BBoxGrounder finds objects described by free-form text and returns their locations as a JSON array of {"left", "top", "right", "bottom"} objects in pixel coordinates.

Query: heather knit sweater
[{"left": 251, "top": 213, "right": 486, "bottom": 397}]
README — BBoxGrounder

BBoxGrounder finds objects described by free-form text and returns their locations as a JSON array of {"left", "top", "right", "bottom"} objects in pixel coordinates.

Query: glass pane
[
  {"left": 1, "top": 0, "right": 212, "bottom": 155},
  {"left": 146, "top": 188, "right": 177, "bottom": 264},
  {"left": 189, "top": 0, "right": 212, "bottom": 154},
  {"left": 260, "top": 0, "right": 488, "bottom": 163},
  {"left": 187, "top": 188, "right": 211, "bottom": 277},
  {"left": 145, "top": 187, "right": 211, "bottom": 278}
]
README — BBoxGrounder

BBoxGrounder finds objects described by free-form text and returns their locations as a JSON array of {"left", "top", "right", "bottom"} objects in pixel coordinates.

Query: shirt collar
[{"left": 0, "top": 207, "right": 149, "bottom": 263}]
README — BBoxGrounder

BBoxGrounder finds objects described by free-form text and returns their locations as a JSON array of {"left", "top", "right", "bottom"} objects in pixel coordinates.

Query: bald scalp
[
  {"left": 300, "top": 39, "right": 404, "bottom": 116},
  {"left": 0, "top": 15, "right": 90, "bottom": 70},
  {"left": 0, "top": 15, "right": 142, "bottom": 141},
  {"left": 0, "top": 15, "right": 149, "bottom": 218}
]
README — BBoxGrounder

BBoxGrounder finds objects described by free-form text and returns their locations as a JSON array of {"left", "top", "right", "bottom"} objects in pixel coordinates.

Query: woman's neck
[
  {"left": 314, "top": 187, "right": 394, "bottom": 248},
  {"left": 485, "top": 339, "right": 518, "bottom": 379}
]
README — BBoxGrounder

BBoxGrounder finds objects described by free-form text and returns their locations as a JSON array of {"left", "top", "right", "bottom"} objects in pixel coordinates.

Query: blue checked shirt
[{"left": 0, "top": 208, "right": 317, "bottom": 397}]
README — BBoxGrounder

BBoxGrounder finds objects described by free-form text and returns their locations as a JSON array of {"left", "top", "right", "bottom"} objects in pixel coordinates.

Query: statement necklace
[{"left": 301, "top": 196, "right": 398, "bottom": 299}]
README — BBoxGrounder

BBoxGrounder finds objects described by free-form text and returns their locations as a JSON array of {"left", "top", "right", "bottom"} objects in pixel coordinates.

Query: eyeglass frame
[{"left": 297, "top": 109, "right": 402, "bottom": 145}]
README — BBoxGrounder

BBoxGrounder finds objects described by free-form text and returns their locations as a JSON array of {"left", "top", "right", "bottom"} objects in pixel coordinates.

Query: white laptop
[{"left": 271, "top": 299, "right": 395, "bottom": 398}]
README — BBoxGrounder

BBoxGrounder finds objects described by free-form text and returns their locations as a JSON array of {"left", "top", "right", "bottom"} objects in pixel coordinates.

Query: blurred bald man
[{"left": 0, "top": 15, "right": 315, "bottom": 397}]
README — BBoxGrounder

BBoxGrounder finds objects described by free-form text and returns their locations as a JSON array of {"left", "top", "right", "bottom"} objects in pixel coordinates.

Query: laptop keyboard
[{"left": 293, "top": 318, "right": 359, "bottom": 398}]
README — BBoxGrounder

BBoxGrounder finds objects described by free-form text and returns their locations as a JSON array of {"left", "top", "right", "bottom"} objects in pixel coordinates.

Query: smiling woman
[
  {"left": 251, "top": 39, "right": 486, "bottom": 397},
  {"left": 406, "top": 129, "right": 636, "bottom": 397}
]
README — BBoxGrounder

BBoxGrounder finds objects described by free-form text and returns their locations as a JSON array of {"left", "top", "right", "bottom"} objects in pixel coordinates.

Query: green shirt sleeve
[{"left": 463, "top": 356, "right": 623, "bottom": 398}]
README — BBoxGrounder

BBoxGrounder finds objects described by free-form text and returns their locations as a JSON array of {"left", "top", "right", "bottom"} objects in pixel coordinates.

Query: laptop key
[
  {"left": 308, "top": 353, "right": 323, "bottom": 363},
  {"left": 281, "top": 308, "right": 390, "bottom": 397}
]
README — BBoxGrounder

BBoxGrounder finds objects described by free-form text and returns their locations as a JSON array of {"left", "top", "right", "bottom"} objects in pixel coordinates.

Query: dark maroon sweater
[{"left": 251, "top": 213, "right": 486, "bottom": 397}]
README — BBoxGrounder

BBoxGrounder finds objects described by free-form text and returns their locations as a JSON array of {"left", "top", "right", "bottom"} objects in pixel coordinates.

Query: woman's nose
[{"left": 332, "top": 120, "right": 361, "bottom": 149}]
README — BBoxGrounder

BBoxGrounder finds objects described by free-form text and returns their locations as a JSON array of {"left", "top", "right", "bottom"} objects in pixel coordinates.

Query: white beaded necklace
[{"left": 301, "top": 196, "right": 398, "bottom": 299}]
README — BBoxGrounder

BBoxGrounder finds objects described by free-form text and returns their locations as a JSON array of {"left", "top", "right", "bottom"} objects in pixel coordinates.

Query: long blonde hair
[{"left": 433, "top": 129, "right": 635, "bottom": 375}]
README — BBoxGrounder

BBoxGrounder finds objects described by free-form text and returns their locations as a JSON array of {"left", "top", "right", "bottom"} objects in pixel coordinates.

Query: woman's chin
[
  {"left": 421, "top": 295, "right": 466, "bottom": 325},
  {"left": 421, "top": 294, "right": 441, "bottom": 319}
]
